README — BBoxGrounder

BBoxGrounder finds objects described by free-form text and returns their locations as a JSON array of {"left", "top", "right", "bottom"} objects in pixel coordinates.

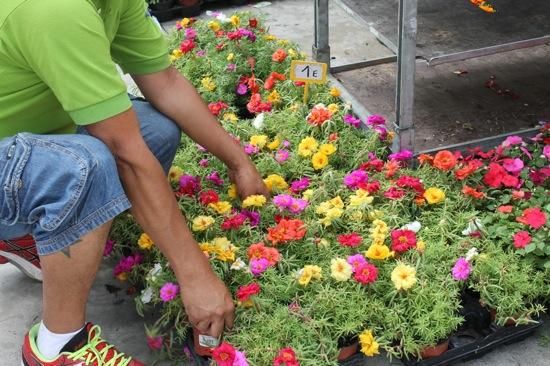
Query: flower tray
[
  {"left": 150, "top": 1, "right": 203, "bottom": 22},
  {"left": 400, "top": 319, "right": 544, "bottom": 366}
]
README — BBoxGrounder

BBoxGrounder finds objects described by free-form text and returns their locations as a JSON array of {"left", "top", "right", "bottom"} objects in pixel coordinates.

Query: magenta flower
[
  {"left": 343, "top": 114, "right": 361, "bottom": 128},
  {"left": 113, "top": 253, "right": 143, "bottom": 277},
  {"left": 103, "top": 239, "right": 115, "bottom": 257},
  {"left": 159, "top": 282, "right": 180, "bottom": 302},
  {"left": 146, "top": 335, "right": 164, "bottom": 350},
  {"left": 207, "top": 171, "right": 224, "bottom": 186},
  {"left": 179, "top": 174, "right": 201, "bottom": 196},
  {"left": 250, "top": 258, "right": 270, "bottom": 276},
  {"left": 388, "top": 150, "right": 413, "bottom": 161},
  {"left": 451, "top": 258, "right": 472, "bottom": 281},
  {"left": 347, "top": 254, "right": 367, "bottom": 272},
  {"left": 236, "top": 83, "right": 248, "bottom": 95},
  {"left": 226, "top": 63, "right": 237, "bottom": 72},
  {"left": 185, "top": 28, "right": 197, "bottom": 40},
  {"left": 288, "top": 198, "right": 308, "bottom": 214},
  {"left": 290, "top": 177, "right": 310, "bottom": 193},
  {"left": 244, "top": 144, "right": 260, "bottom": 155},
  {"left": 199, "top": 158, "right": 209, "bottom": 167},
  {"left": 275, "top": 149, "right": 290, "bottom": 163},
  {"left": 543, "top": 145, "right": 550, "bottom": 159},
  {"left": 241, "top": 209, "right": 260, "bottom": 227},
  {"left": 373, "top": 125, "right": 388, "bottom": 140},
  {"left": 273, "top": 194, "right": 294, "bottom": 209},
  {"left": 343, "top": 169, "right": 368, "bottom": 189},
  {"left": 502, "top": 158, "right": 524, "bottom": 174},
  {"left": 366, "top": 114, "right": 386, "bottom": 126}
]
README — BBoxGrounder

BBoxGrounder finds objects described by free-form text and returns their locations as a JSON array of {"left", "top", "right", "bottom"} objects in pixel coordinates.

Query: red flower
[
  {"left": 391, "top": 229, "right": 417, "bottom": 253},
  {"left": 353, "top": 262, "right": 378, "bottom": 285},
  {"left": 208, "top": 101, "right": 228, "bottom": 116},
  {"left": 236, "top": 282, "right": 261, "bottom": 302},
  {"left": 462, "top": 185, "right": 485, "bottom": 199},
  {"left": 337, "top": 233, "right": 363, "bottom": 248},
  {"left": 264, "top": 71, "right": 286, "bottom": 90},
  {"left": 179, "top": 39, "right": 196, "bottom": 53},
  {"left": 384, "top": 187, "right": 406, "bottom": 200},
  {"left": 199, "top": 190, "right": 219, "bottom": 205},
  {"left": 272, "top": 48, "right": 288, "bottom": 63},
  {"left": 221, "top": 213, "right": 246, "bottom": 230},
  {"left": 146, "top": 335, "right": 163, "bottom": 350},
  {"left": 396, "top": 175, "right": 424, "bottom": 194},
  {"left": 497, "top": 205, "right": 513, "bottom": 213},
  {"left": 513, "top": 231, "right": 532, "bottom": 249},
  {"left": 247, "top": 93, "right": 272, "bottom": 114},
  {"left": 267, "top": 219, "right": 306, "bottom": 245},
  {"left": 483, "top": 163, "right": 518, "bottom": 189},
  {"left": 417, "top": 153, "right": 434, "bottom": 166},
  {"left": 212, "top": 342, "right": 236, "bottom": 366},
  {"left": 516, "top": 207, "right": 547, "bottom": 229},
  {"left": 273, "top": 347, "right": 300, "bottom": 366},
  {"left": 249, "top": 18, "right": 258, "bottom": 28},
  {"left": 433, "top": 150, "right": 457, "bottom": 171},
  {"left": 455, "top": 160, "right": 483, "bottom": 180}
]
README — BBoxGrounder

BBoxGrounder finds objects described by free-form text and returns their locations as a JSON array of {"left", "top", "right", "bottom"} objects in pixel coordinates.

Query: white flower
[
  {"left": 146, "top": 263, "right": 162, "bottom": 281},
  {"left": 230, "top": 258, "right": 246, "bottom": 271},
  {"left": 253, "top": 113, "right": 264, "bottom": 130},
  {"left": 140, "top": 287, "right": 153, "bottom": 304},
  {"left": 465, "top": 247, "right": 479, "bottom": 261},
  {"left": 461, "top": 218, "right": 483, "bottom": 236},
  {"left": 402, "top": 221, "right": 421, "bottom": 233}
]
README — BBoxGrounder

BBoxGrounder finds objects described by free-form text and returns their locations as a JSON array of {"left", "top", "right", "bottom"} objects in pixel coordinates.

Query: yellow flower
[
  {"left": 267, "top": 90, "right": 281, "bottom": 104},
  {"left": 263, "top": 174, "right": 288, "bottom": 191},
  {"left": 359, "top": 330, "right": 380, "bottom": 357},
  {"left": 319, "top": 143, "right": 337, "bottom": 156},
  {"left": 367, "top": 210, "right": 384, "bottom": 221},
  {"left": 181, "top": 18, "right": 192, "bottom": 27},
  {"left": 208, "top": 21, "right": 220, "bottom": 32},
  {"left": 416, "top": 240, "right": 426, "bottom": 253},
  {"left": 250, "top": 135, "right": 268, "bottom": 148},
  {"left": 330, "top": 258, "right": 353, "bottom": 281},
  {"left": 289, "top": 103, "right": 300, "bottom": 112},
  {"left": 223, "top": 112, "right": 238, "bottom": 123},
  {"left": 277, "top": 39, "right": 289, "bottom": 46},
  {"left": 350, "top": 210, "right": 363, "bottom": 222},
  {"left": 267, "top": 137, "right": 280, "bottom": 150},
  {"left": 264, "top": 34, "right": 277, "bottom": 41},
  {"left": 137, "top": 233, "right": 154, "bottom": 250},
  {"left": 170, "top": 49, "right": 183, "bottom": 62},
  {"left": 312, "top": 152, "right": 329, "bottom": 170},
  {"left": 391, "top": 263, "right": 417, "bottom": 290},
  {"left": 242, "top": 194, "right": 267, "bottom": 208},
  {"left": 192, "top": 216, "right": 215, "bottom": 232},
  {"left": 329, "top": 196, "right": 345, "bottom": 209},
  {"left": 329, "top": 87, "right": 341, "bottom": 97},
  {"left": 288, "top": 48, "right": 297, "bottom": 58},
  {"left": 348, "top": 189, "right": 374, "bottom": 208},
  {"left": 230, "top": 15, "right": 240, "bottom": 27},
  {"left": 228, "top": 184, "right": 238, "bottom": 199},
  {"left": 227, "top": 52, "right": 235, "bottom": 61},
  {"left": 317, "top": 238, "right": 330, "bottom": 248},
  {"left": 116, "top": 273, "right": 128, "bottom": 282},
  {"left": 365, "top": 244, "right": 392, "bottom": 260},
  {"left": 298, "top": 267, "right": 313, "bottom": 286},
  {"left": 208, "top": 201, "right": 232, "bottom": 215},
  {"left": 316, "top": 201, "right": 331, "bottom": 215},
  {"left": 201, "top": 77, "right": 216, "bottom": 92},
  {"left": 325, "top": 207, "right": 343, "bottom": 220},
  {"left": 298, "top": 137, "right": 318, "bottom": 157},
  {"left": 168, "top": 166, "right": 184, "bottom": 183},
  {"left": 302, "top": 189, "right": 313, "bottom": 201},
  {"left": 423, "top": 187, "right": 445, "bottom": 204},
  {"left": 327, "top": 103, "right": 339, "bottom": 113}
]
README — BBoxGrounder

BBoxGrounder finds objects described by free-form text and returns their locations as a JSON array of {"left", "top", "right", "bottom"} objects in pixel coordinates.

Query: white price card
[{"left": 290, "top": 60, "right": 327, "bottom": 84}]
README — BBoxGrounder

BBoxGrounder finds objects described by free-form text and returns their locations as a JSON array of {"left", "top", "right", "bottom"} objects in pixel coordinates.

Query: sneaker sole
[{"left": 0, "top": 250, "right": 42, "bottom": 282}]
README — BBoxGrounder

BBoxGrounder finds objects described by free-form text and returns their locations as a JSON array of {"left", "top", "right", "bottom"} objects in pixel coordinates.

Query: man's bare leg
[{"left": 40, "top": 221, "right": 112, "bottom": 333}]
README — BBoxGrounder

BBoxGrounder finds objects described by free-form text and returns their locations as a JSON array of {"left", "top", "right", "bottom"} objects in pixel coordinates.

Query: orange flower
[
  {"left": 306, "top": 104, "right": 333, "bottom": 126},
  {"left": 267, "top": 219, "right": 306, "bottom": 245},
  {"left": 417, "top": 153, "right": 433, "bottom": 166},
  {"left": 470, "top": 0, "right": 484, "bottom": 5},
  {"left": 462, "top": 185, "right": 485, "bottom": 199},
  {"left": 479, "top": 3, "right": 496, "bottom": 13},
  {"left": 454, "top": 160, "right": 483, "bottom": 180},
  {"left": 247, "top": 242, "right": 268, "bottom": 260},
  {"left": 384, "top": 160, "right": 400, "bottom": 179},
  {"left": 433, "top": 150, "right": 457, "bottom": 171},
  {"left": 272, "top": 48, "right": 288, "bottom": 63}
]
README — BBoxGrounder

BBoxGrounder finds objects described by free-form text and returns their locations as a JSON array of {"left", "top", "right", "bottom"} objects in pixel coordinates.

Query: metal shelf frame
[{"left": 313, "top": 0, "right": 545, "bottom": 153}]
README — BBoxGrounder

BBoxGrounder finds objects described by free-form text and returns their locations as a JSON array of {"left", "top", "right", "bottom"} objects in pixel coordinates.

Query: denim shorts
[{"left": 0, "top": 99, "right": 181, "bottom": 256}]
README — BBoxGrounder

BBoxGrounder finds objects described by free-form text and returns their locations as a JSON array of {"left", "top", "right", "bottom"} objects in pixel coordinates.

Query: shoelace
[{"left": 67, "top": 325, "right": 132, "bottom": 366}]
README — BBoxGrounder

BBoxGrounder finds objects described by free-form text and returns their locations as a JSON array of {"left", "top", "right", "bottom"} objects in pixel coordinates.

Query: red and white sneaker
[
  {"left": 22, "top": 322, "right": 146, "bottom": 366},
  {"left": 0, "top": 235, "right": 42, "bottom": 281}
]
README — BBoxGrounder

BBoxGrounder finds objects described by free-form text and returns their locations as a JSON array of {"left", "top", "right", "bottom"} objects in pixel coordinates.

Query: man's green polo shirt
[{"left": 0, "top": 0, "right": 171, "bottom": 138}]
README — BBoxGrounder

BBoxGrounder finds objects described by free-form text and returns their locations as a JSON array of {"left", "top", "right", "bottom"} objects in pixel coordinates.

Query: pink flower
[
  {"left": 275, "top": 149, "right": 290, "bottom": 163},
  {"left": 288, "top": 198, "right": 308, "bottom": 215},
  {"left": 273, "top": 194, "right": 294, "bottom": 209},
  {"left": 353, "top": 262, "right": 378, "bottom": 285},
  {"left": 388, "top": 150, "right": 413, "bottom": 161},
  {"left": 185, "top": 27, "right": 197, "bottom": 40},
  {"left": 236, "top": 83, "right": 248, "bottom": 95},
  {"left": 212, "top": 342, "right": 236, "bottom": 366},
  {"left": 343, "top": 114, "right": 361, "bottom": 128},
  {"left": 244, "top": 144, "right": 260, "bottom": 155},
  {"left": 391, "top": 229, "right": 417, "bottom": 253},
  {"left": 103, "top": 239, "right": 115, "bottom": 257},
  {"left": 250, "top": 258, "right": 270, "bottom": 276},
  {"left": 290, "top": 178, "right": 310, "bottom": 193},
  {"left": 146, "top": 335, "right": 163, "bottom": 350},
  {"left": 234, "top": 350, "right": 250, "bottom": 366},
  {"left": 502, "top": 135, "right": 523, "bottom": 147},
  {"left": 207, "top": 171, "right": 224, "bottom": 186},
  {"left": 343, "top": 169, "right": 368, "bottom": 190},
  {"left": 159, "top": 282, "right": 179, "bottom": 302},
  {"left": 513, "top": 231, "right": 532, "bottom": 249},
  {"left": 452, "top": 257, "right": 471, "bottom": 281},
  {"left": 516, "top": 207, "right": 547, "bottom": 229},
  {"left": 502, "top": 158, "right": 524, "bottom": 174},
  {"left": 347, "top": 254, "right": 367, "bottom": 272},
  {"left": 366, "top": 114, "right": 386, "bottom": 126},
  {"left": 199, "top": 159, "right": 209, "bottom": 167},
  {"left": 543, "top": 145, "right": 550, "bottom": 159},
  {"left": 113, "top": 253, "right": 143, "bottom": 277}
]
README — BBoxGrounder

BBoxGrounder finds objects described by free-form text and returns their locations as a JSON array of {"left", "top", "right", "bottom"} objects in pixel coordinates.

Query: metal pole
[
  {"left": 394, "top": 0, "right": 418, "bottom": 152},
  {"left": 313, "top": 0, "right": 331, "bottom": 66}
]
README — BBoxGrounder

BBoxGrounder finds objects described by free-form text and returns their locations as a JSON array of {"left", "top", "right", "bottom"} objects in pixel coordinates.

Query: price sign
[{"left": 290, "top": 60, "right": 327, "bottom": 84}]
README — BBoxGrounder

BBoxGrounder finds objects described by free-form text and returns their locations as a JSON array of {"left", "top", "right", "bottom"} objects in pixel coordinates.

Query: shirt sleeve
[
  {"left": 111, "top": 0, "right": 171, "bottom": 75},
  {"left": 7, "top": 0, "right": 131, "bottom": 125}
]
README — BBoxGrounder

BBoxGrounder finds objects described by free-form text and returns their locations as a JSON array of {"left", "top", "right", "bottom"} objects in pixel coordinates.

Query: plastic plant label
[
  {"left": 290, "top": 60, "right": 327, "bottom": 84},
  {"left": 198, "top": 334, "right": 221, "bottom": 348}
]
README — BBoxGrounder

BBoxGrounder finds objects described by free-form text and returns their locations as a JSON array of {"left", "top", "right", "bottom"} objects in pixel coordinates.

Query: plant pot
[
  {"left": 419, "top": 339, "right": 450, "bottom": 359},
  {"left": 337, "top": 342, "right": 358, "bottom": 361},
  {"left": 177, "top": 0, "right": 203, "bottom": 17},
  {"left": 192, "top": 327, "right": 221, "bottom": 357}
]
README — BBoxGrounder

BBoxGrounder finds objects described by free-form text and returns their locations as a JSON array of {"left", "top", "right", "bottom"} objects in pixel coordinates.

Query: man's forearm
[{"left": 134, "top": 67, "right": 251, "bottom": 170}]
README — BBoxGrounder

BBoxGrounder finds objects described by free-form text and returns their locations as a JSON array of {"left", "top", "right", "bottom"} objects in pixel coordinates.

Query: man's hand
[
  {"left": 228, "top": 162, "right": 270, "bottom": 200},
  {"left": 180, "top": 264, "right": 235, "bottom": 338}
]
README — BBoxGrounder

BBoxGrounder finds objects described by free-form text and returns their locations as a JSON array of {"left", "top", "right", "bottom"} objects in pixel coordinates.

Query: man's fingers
[
  {"left": 224, "top": 307, "right": 235, "bottom": 330},
  {"left": 208, "top": 318, "right": 225, "bottom": 339},
  {"left": 195, "top": 320, "right": 210, "bottom": 334}
]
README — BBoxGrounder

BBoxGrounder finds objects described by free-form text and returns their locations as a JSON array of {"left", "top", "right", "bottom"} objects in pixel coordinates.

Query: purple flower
[
  {"left": 275, "top": 149, "right": 290, "bottom": 163},
  {"left": 207, "top": 170, "right": 224, "bottom": 186},
  {"left": 226, "top": 63, "right": 237, "bottom": 72},
  {"left": 236, "top": 83, "right": 248, "bottom": 95},
  {"left": 273, "top": 194, "right": 293, "bottom": 209},
  {"left": 452, "top": 257, "right": 472, "bottom": 281},
  {"left": 347, "top": 254, "right": 367, "bottom": 272},
  {"left": 343, "top": 169, "right": 368, "bottom": 189},
  {"left": 282, "top": 140, "right": 291, "bottom": 148},
  {"left": 343, "top": 114, "right": 361, "bottom": 128},
  {"left": 502, "top": 135, "right": 523, "bottom": 147},
  {"left": 250, "top": 258, "right": 270, "bottom": 276},
  {"left": 502, "top": 158, "right": 524, "bottom": 174},
  {"left": 244, "top": 143, "right": 259, "bottom": 155},
  {"left": 543, "top": 145, "right": 550, "bottom": 159},
  {"left": 196, "top": 50, "right": 206, "bottom": 57},
  {"left": 199, "top": 158, "right": 209, "bottom": 167},
  {"left": 388, "top": 150, "right": 413, "bottom": 161},
  {"left": 185, "top": 28, "right": 197, "bottom": 40},
  {"left": 103, "top": 239, "right": 115, "bottom": 257},
  {"left": 290, "top": 177, "right": 310, "bottom": 193},
  {"left": 241, "top": 209, "right": 260, "bottom": 227},
  {"left": 234, "top": 350, "right": 250, "bottom": 366},
  {"left": 159, "top": 282, "right": 180, "bottom": 302},
  {"left": 366, "top": 114, "right": 386, "bottom": 126}
]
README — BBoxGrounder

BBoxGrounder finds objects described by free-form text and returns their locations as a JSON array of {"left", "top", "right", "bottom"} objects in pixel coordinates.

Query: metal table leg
[
  {"left": 313, "top": 0, "right": 331, "bottom": 66},
  {"left": 394, "top": 0, "right": 418, "bottom": 152}
]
